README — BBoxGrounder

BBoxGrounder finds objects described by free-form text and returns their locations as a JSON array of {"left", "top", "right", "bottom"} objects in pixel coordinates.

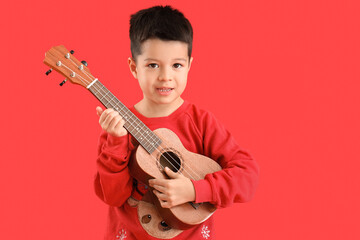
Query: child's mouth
[{"left": 157, "top": 88, "right": 174, "bottom": 95}]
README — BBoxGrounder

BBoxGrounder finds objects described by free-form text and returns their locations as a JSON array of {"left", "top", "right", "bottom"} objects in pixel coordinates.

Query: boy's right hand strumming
[{"left": 96, "top": 106, "right": 128, "bottom": 137}]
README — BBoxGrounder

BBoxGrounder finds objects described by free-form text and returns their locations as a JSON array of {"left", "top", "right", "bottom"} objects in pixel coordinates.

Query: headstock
[{"left": 43, "top": 45, "right": 96, "bottom": 88}]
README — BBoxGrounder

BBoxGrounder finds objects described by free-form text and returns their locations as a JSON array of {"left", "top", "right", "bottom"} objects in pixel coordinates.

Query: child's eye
[
  {"left": 173, "top": 63, "right": 183, "bottom": 69},
  {"left": 148, "top": 63, "right": 159, "bottom": 69}
]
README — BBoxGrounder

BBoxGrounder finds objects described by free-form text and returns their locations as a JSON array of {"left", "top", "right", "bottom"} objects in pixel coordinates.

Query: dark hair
[{"left": 129, "top": 5, "right": 193, "bottom": 60}]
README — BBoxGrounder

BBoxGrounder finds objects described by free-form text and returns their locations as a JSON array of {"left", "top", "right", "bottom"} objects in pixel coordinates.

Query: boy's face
[{"left": 129, "top": 38, "right": 193, "bottom": 109}]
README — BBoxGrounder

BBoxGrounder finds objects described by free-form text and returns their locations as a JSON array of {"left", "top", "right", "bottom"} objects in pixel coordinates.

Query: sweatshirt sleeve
[
  {"left": 94, "top": 130, "right": 134, "bottom": 207},
  {"left": 191, "top": 112, "right": 259, "bottom": 209}
]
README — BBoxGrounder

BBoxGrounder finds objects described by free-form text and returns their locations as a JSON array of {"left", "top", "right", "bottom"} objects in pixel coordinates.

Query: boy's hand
[
  {"left": 148, "top": 167, "right": 196, "bottom": 208},
  {"left": 96, "top": 106, "right": 128, "bottom": 137}
]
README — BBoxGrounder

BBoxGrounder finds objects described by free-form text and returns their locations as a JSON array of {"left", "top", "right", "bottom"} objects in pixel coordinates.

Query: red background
[{"left": 1, "top": 0, "right": 359, "bottom": 239}]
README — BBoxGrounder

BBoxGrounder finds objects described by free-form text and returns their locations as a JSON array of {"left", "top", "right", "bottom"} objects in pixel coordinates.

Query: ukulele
[{"left": 43, "top": 45, "right": 222, "bottom": 231}]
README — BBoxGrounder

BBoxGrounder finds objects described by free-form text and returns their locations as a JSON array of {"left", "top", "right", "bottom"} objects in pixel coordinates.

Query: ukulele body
[{"left": 129, "top": 128, "right": 222, "bottom": 230}]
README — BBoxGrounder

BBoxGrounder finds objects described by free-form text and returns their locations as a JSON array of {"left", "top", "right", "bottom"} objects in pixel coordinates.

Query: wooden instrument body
[{"left": 129, "top": 128, "right": 222, "bottom": 230}]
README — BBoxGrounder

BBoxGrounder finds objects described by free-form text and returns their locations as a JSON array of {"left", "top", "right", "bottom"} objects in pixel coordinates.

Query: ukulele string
[
  {"left": 69, "top": 57, "right": 94, "bottom": 81},
  {"left": 61, "top": 63, "right": 93, "bottom": 87},
  {"left": 64, "top": 59, "right": 202, "bottom": 181}
]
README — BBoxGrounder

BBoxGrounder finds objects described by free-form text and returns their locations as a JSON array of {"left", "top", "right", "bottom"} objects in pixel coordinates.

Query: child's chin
[{"left": 156, "top": 98, "right": 178, "bottom": 105}]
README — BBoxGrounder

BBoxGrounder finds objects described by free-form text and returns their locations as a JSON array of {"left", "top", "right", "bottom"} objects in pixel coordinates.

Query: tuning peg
[
  {"left": 59, "top": 79, "right": 67, "bottom": 86},
  {"left": 81, "top": 60, "right": 88, "bottom": 67},
  {"left": 45, "top": 69, "right": 52, "bottom": 75},
  {"left": 70, "top": 50, "right": 75, "bottom": 54}
]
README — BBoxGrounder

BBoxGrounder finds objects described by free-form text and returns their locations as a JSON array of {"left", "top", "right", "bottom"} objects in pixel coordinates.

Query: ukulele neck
[{"left": 88, "top": 79, "right": 161, "bottom": 154}]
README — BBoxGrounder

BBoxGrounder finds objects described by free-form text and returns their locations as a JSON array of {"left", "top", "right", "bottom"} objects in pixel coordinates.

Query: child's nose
[{"left": 158, "top": 68, "right": 172, "bottom": 81}]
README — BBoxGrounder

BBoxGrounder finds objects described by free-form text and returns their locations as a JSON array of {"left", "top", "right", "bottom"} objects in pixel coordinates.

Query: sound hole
[{"left": 159, "top": 151, "right": 181, "bottom": 172}]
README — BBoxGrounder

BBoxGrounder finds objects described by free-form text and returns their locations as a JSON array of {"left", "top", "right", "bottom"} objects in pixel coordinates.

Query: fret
[{"left": 88, "top": 80, "right": 162, "bottom": 154}]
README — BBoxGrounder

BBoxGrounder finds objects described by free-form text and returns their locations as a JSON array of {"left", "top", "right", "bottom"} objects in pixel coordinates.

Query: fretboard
[{"left": 88, "top": 79, "right": 161, "bottom": 154}]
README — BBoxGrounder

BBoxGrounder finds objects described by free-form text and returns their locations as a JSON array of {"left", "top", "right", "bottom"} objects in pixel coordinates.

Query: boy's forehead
[{"left": 138, "top": 39, "right": 189, "bottom": 60}]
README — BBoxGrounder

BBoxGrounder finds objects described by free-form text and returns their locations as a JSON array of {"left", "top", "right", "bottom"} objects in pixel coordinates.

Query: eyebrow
[{"left": 144, "top": 58, "right": 187, "bottom": 62}]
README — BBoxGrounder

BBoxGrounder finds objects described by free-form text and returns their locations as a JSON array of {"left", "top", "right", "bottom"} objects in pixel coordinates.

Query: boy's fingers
[
  {"left": 99, "top": 111, "right": 108, "bottom": 125},
  {"left": 113, "top": 119, "right": 126, "bottom": 131},
  {"left": 102, "top": 109, "right": 116, "bottom": 125},
  {"left": 149, "top": 179, "right": 168, "bottom": 188},
  {"left": 153, "top": 190, "right": 167, "bottom": 200},
  {"left": 96, "top": 106, "right": 103, "bottom": 116},
  {"left": 165, "top": 167, "right": 181, "bottom": 179},
  {"left": 108, "top": 115, "right": 124, "bottom": 131},
  {"left": 104, "top": 111, "right": 121, "bottom": 127},
  {"left": 151, "top": 184, "right": 167, "bottom": 193}
]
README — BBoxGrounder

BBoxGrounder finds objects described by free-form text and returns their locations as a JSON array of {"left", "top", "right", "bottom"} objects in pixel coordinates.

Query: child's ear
[
  {"left": 128, "top": 57, "right": 138, "bottom": 79},
  {"left": 188, "top": 57, "right": 193, "bottom": 71}
]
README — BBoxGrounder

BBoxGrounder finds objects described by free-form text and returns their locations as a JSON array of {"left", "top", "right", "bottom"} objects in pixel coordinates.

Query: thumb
[
  {"left": 164, "top": 167, "right": 181, "bottom": 179},
  {"left": 96, "top": 106, "right": 103, "bottom": 116}
]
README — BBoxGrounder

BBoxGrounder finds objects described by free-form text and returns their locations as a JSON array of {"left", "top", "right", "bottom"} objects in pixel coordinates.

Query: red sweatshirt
[{"left": 94, "top": 100, "right": 259, "bottom": 240}]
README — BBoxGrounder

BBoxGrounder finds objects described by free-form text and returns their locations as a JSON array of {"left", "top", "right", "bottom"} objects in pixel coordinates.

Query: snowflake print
[
  {"left": 201, "top": 224, "right": 210, "bottom": 239},
  {"left": 116, "top": 229, "right": 127, "bottom": 240}
]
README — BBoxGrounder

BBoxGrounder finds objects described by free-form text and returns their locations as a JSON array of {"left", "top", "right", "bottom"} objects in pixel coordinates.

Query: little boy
[{"left": 95, "top": 5, "right": 258, "bottom": 240}]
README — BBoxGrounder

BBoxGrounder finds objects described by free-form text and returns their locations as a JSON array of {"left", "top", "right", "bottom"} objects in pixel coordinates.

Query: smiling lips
[{"left": 156, "top": 87, "right": 174, "bottom": 95}]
